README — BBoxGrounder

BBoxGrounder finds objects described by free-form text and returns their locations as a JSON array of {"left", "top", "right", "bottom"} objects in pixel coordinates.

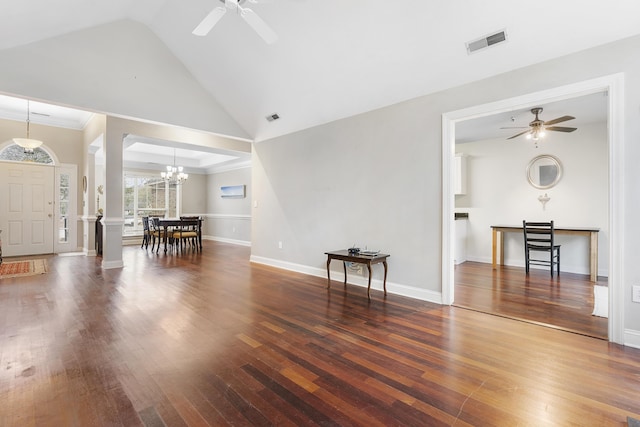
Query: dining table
[{"left": 156, "top": 218, "right": 202, "bottom": 253}]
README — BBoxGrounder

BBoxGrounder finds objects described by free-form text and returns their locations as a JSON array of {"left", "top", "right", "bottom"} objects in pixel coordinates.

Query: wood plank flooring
[
  {"left": 1, "top": 242, "right": 639, "bottom": 426},
  {"left": 454, "top": 261, "right": 608, "bottom": 339}
]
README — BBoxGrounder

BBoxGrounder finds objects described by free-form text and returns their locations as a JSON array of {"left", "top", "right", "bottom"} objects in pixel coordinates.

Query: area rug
[{"left": 0, "top": 259, "right": 48, "bottom": 279}]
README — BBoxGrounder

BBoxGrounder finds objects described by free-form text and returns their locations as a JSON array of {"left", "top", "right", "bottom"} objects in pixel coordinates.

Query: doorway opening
[{"left": 441, "top": 74, "right": 625, "bottom": 344}]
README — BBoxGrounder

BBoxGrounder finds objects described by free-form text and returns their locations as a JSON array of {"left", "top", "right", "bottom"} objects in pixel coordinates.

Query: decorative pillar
[
  {"left": 101, "top": 121, "right": 124, "bottom": 269},
  {"left": 83, "top": 146, "right": 98, "bottom": 256}
]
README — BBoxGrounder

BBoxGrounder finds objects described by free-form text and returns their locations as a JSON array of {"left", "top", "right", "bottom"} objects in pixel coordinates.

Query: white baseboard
[
  {"left": 624, "top": 329, "right": 640, "bottom": 349},
  {"left": 249, "top": 255, "right": 442, "bottom": 304},
  {"left": 102, "top": 260, "right": 124, "bottom": 269},
  {"left": 204, "top": 235, "right": 251, "bottom": 247}
]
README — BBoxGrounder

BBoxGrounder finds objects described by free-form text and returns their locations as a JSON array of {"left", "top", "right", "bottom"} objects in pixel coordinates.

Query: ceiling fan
[
  {"left": 503, "top": 107, "right": 577, "bottom": 140},
  {"left": 193, "top": 0, "right": 277, "bottom": 44}
]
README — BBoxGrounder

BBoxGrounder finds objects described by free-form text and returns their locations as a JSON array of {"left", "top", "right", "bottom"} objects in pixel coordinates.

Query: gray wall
[
  {"left": 181, "top": 173, "right": 207, "bottom": 216},
  {"left": 251, "top": 34, "right": 640, "bottom": 337},
  {"left": 205, "top": 167, "right": 251, "bottom": 245}
]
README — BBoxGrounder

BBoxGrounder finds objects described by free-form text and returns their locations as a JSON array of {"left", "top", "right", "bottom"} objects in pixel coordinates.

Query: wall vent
[
  {"left": 266, "top": 113, "right": 280, "bottom": 122},
  {"left": 466, "top": 29, "right": 507, "bottom": 54}
]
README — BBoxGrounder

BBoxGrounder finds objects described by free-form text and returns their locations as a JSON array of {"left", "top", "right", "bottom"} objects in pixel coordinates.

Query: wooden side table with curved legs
[{"left": 325, "top": 250, "right": 389, "bottom": 300}]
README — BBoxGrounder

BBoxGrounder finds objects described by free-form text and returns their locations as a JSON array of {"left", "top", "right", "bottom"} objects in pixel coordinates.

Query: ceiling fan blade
[
  {"left": 239, "top": 7, "right": 278, "bottom": 44},
  {"left": 192, "top": 6, "right": 227, "bottom": 36},
  {"left": 545, "top": 126, "right": 577, "bottom": 133},
  {"left": 507, "top": 130, "right": 531, "bottom": 140},
  {"left": 543, "top": 115, "right": 575, "bottom": 126}
]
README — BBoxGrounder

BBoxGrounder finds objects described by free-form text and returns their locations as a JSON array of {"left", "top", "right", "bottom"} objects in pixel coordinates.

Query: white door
[{"left": 0, "top": 162, "right": 55, "bottom": 256}]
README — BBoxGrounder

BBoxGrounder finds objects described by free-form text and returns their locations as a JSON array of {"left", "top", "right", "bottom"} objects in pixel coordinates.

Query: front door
[{"left": 0, "top": 162, "right": 55, "bottom": 256}]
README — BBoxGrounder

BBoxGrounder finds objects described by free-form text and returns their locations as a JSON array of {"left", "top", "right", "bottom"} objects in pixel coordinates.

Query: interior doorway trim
[{"left": 441, "top": 73, "right": 625, "bottom": 344}]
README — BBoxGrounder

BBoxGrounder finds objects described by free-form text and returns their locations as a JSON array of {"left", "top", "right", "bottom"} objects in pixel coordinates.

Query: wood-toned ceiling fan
[
  {"left": 192, "top": 0, "right": 277, "bottom": 44},
  {"left": 503, "top": 107, "right": 577, "bottom": 140}
]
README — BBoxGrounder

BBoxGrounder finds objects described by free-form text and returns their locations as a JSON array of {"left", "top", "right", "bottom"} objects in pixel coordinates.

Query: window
[
  {"left": 59, "top": 173, "right": 70, "bottom": 243},
  {"left": 123, "top": 174, "right": 179, "bottom": 235},
  {"left": 0, "top": 144, "right": 53, "bottom": 164}
]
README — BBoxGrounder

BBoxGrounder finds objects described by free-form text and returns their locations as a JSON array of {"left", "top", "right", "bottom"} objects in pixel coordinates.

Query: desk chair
[{"left": 523, "top": 220, "right": 561, "bottom": 277}]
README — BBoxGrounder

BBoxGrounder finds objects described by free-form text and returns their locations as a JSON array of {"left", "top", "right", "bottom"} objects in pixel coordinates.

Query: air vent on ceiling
[
  {"left": 266, "top": 113, "right": 280, "bottom": 122},
  {"left": 466, "top": 29, "right": 507, "bottom": 54}
]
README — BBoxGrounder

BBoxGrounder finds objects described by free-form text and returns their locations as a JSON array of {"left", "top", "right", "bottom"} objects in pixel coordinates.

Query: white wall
[
  {"left": 0, "top": 20, "right": 249, "bottom": 140},
  {"left": 455, "top": 121, "right": 609, "bottom": 275}
]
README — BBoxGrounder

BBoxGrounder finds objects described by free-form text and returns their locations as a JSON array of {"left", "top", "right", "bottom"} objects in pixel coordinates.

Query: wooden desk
[
  {"left": 325, "top": 250, "right": 389, "bottom": 299},
  {"left": 157, "top": 218, "right": 202, "bottom": 253},
  {"left": 491, "top": 225, "right": 600, "bottom": 282}
]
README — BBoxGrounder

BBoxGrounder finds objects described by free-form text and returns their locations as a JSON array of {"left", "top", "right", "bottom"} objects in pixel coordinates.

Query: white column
[
  {"left": 83, "top": 147, "right": 98, "bottom": 256},
  {"left": 101, "top": 122, "right": 124, "bottom": 269}
]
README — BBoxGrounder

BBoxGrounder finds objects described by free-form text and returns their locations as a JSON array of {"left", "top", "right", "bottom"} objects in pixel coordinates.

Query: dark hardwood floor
[
  {"left": 1, "top": 242, "right": 639, "bottom": 426},
  {"left": 454, "top": 261, "right": 608, "bottom": 339}
]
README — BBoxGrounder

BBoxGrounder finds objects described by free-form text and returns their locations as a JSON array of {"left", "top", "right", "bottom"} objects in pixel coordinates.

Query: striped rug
[{"left": 0, "top": 259, "right": 48, "bottom": 279}]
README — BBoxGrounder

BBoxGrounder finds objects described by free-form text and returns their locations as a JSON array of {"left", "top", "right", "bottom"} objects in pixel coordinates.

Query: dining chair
[
  {"left": 523, "top": 220, "right": 561, "bottom": 277},
  {"left": 173, "top": 218, "right": 200, "bottom": 253},
  {"left": 141, "top": 216, "right": 150, "bottom": 249},
  {"left": 150, "top": 217, "right": 165, "bottom": 253}
]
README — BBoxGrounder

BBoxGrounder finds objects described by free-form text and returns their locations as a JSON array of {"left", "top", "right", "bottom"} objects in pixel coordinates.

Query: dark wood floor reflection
[
  {"left": 1, "top": 242, "right": 638, "bottom": 426},
  {"left": 454, "top": 261, "right": 608, "bottom": 339}
]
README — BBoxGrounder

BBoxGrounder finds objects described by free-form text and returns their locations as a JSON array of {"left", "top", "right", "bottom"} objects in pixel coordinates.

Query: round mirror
[{"left": 526, "top": 155, "right": 562, "bottom": 189}]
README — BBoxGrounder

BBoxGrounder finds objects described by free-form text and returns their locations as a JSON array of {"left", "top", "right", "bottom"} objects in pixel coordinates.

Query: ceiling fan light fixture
[{"left": 192, "top": 0, "right": 277, "bottom": 44}]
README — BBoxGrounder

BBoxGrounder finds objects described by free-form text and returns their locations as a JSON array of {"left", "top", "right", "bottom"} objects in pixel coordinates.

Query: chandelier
[
  {"left": 161, "top": 148, "right": 188, "bottom": 184},
  {"left": 13, "top": 100, "right": 43, "bottom": 153}
]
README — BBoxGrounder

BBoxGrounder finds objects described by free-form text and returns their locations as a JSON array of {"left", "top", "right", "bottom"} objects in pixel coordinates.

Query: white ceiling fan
[{"left": 193, "top": 0, "right": 277, "bottom": 44}]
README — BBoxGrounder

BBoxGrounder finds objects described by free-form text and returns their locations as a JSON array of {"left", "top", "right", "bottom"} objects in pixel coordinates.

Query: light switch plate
[{"left": 633, "top": 286, "right": 640, "bottom": 303}]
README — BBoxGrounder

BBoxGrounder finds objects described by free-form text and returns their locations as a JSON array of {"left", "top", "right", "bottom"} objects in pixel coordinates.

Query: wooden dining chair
[
  {"left": 149, "top": 217, "right": 165, "bottom": 253},
  {"left": 141, "top": 216, "right": 151, "bottom": 249},
  {"left": 173, "top": 218, "right": 200, "bottom": 253},
  {"left": 523, "top": 220, "right": 561, "bottom": 277}
]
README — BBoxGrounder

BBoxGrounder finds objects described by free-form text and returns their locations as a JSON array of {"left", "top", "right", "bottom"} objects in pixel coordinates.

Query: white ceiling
[{"left": 0, "top": 0, "right": 638, "bottom": 146}]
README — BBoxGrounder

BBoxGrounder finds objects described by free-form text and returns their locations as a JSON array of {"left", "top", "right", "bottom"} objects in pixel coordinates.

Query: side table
[{"left": 325, "top": 250, "right": 389, "bottom": 299}]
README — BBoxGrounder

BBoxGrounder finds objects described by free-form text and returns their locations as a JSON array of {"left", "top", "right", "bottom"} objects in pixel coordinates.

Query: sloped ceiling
[{"left": 1, "top": 0, "right": 640, "bottom": 142}]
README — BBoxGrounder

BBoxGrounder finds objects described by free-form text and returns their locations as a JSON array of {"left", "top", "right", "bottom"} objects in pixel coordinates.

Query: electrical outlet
[{"left": 633, "top": 286, "right": 640, "bottom": 303}]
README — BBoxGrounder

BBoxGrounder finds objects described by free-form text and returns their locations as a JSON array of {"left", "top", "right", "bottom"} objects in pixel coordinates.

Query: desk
[
  {"left": 157, "top": 218, "right": 202, "bottom": 253},
  {"left": 491, "top": 225, "right": 600, "bottom": 282},
  {"left": 325, "top": 250, "right": 390, "bottom": 299}
]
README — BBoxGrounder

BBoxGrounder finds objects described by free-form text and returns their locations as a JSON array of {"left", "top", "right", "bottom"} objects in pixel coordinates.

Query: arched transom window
[{"left": 0, "top": 143, "right": 54, "bottom": 164}]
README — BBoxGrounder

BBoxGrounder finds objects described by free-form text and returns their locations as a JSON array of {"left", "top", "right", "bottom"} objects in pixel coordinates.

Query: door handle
[{"left": 48, "top": 214, "right": 53, "bottom": 218}]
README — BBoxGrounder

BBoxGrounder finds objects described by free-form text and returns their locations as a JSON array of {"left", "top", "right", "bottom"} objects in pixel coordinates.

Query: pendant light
[
  {"left": 13, "top": 100, "right": 43, "bottom": 153},
  {"left": 160, "top": 148, "right": 189, "bottom": 184}
]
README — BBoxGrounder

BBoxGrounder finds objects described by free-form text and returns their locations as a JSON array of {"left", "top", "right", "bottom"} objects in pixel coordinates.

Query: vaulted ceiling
[{"left": 1, "top": 0, "right": 639, "bottom": 144}]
